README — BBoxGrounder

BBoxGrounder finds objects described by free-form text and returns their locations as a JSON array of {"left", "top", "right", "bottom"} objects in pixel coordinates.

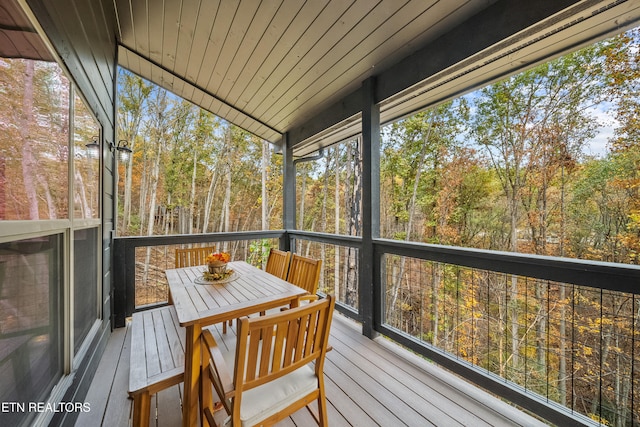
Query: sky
[{"left": 585, "top": 106, "right": 618, "bottom": 158}]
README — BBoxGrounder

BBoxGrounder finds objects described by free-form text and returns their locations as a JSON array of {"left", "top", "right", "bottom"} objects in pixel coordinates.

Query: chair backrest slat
[
  {"left": 238, "top": 296, "right": 334, "bottom": 390},
  {"left": 287, "top": 254, "right": 322, "bottom": 295},
  {"left": 174, "top": 246, "right": 215, "bottom": 268},
  {"left": 203, "top": 296, "right": 335, "bottom": 426},
  {"left": 265, "top": 248, "right": 291, "bottom": 280}
]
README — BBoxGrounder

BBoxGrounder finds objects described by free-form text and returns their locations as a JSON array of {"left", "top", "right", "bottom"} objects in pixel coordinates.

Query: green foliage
[
  {"left": 247, "top": 239, "right": 271, "bottom": 267},
  {"left": 375, "top": 32, "right": 640, "bottom": 425},
  {"left": 116, "top": 69, "right": 283, "bottom": 236}
]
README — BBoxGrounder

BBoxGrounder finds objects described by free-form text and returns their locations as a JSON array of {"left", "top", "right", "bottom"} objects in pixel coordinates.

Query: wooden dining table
[{"left": 165, "top": 260, "right": 308, "bottom": 427}]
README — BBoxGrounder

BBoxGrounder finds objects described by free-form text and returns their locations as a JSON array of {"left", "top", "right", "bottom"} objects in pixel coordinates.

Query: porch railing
[
  {"left": 112, "top": 230, "right": 285, "bottom": 327},
  {"left": 113, "top": 230, "right": 640, "bottom": 427}
]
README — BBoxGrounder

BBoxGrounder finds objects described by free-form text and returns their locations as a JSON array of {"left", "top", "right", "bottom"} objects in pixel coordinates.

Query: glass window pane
[
  {"left": 0, "top": 58, "right": 70, "bottom": 220},
  {"left": 0, "top": 235, "right": 63, "bottom": 427},
  {"left": 74, "top": 228, "right": 98, "bottom": 352}
]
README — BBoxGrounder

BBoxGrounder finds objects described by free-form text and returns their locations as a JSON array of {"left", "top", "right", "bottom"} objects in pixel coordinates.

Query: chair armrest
[
  {"left": 280, "top": 294, "right": 320, "bottom": 311},
  {"left": 202, "top": 329, "right": 235, "bottom": 399},
  {"left": 298, "top": 294, "right": 319, "bottom": 303}
]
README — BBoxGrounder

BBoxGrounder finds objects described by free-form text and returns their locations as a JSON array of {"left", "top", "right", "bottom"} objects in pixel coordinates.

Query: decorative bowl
[{"left": 208, "top": 261, "right": 228, "bottom": 275}]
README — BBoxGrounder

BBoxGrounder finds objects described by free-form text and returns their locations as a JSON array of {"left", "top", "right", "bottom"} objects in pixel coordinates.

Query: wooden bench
[{"left": 128, "top": 305, "right": 185, "bottom": 427}]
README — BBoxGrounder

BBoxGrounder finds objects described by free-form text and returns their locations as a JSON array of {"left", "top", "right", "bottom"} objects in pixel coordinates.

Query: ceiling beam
[
  {"left": 118, "top": 45, "right": 283, "bottom": 141},
  {"left": 376, "top": 0, "right": 585, "bottom": 103},
  {"left": 287, "top": 0, "right": 583, "bottom": 149}
]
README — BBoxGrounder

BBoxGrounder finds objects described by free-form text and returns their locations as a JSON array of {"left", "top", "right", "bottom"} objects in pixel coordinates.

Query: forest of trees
[
  {"left": 117, "top": 72, "right": 283, "bottom": 237},
  {"left": 118, "top": 27, "right": 640, "bottom": 265},
  {"left": 377, "top": 30, "right": 640, "bottom": 427},
  {"left": 0, "top": 58, "right": 100, "bottom": 221},
  {"left": 114, "top": 29, "right": 640, "bottom": 426}
]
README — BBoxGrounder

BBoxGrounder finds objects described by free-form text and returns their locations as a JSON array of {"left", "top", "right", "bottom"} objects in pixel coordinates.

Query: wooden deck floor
[{"left": 76, "top": 312, "right": 548, "bottom": 427}]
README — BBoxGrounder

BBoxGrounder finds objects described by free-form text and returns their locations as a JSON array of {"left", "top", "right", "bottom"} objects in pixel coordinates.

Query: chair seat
[
  {"left": 240, "top": 366, "right": 317, "bottom": 426},
  {"left": 203, "top": 296, "right": 336, "bottom": 427},
  {"left": 220, "top": 342, "right": 318, "bottom": 427}
]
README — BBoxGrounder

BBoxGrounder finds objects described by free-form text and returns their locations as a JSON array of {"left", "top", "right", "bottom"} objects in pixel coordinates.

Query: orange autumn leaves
[{"left": 206, "top": 252, "right": 230, "bottom": 264}]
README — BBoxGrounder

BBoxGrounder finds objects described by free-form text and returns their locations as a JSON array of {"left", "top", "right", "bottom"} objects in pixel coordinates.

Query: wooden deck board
[
  {"left": 156, "top": 384, "right": 183, "bottom": 427},
  {"left": 323, "top": 375, "right": 374, "bottom": 426},
  {"left": 77, "top": 313, "right": 549, "bottom": 427},
  {"left": 324, "top": 357, "right": 410, "bottom": 426},
  {"left": 329, "top": 319, "right": 489, "bottom": 426},
  {"left": 330, "top": 317, "right": 547, "bottom": 427},
  {"left": 76, "top": 325, "right": 131, "bottom": 427},
  {"left": 102, "top": 323, "right": 133, "bottom": 427},
  {"left": 76, "top": 327, "right": 127, "bottom": 427}
]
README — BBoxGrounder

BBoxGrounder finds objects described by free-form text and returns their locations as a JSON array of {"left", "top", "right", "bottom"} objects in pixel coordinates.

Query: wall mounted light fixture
[
  {"left": 85, "top": 135, "right": 100, "bottom": 159},
  {"left": 116, "top": 140, "right": 132, "bottom": 163},
  {"left": 107, "top": 139, "right": 132, "bottom": 164}
]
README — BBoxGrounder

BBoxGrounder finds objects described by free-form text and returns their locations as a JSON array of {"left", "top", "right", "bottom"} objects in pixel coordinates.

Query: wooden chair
[
  {"left": 174, "top": 245, "right": 233, "bottom": 332},
  {"left": 264, "top": 248, "right": 291, "bottom": 280},
  {"left": 202, "top": 295, "right": 336, "bottom": 427},
  {"left": 287, "top": 254, "right": 322, "bottom": 304},
  {"left": 174, "top": 246, "right": 215, "bottom": 268}
]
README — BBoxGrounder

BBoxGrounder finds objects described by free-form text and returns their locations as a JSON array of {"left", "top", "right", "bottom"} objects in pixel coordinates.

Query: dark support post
[
  {"left": 109, "top": 47, "right": 119, "bottom": 331},
  {"left": 282, "top": 132, "right": 295, "bottom": 252},
  {"left": 360, "top": 77, "right": 380, "bottom": 338},
  {"left": 112, "top": 237, "right": 126, "bottom": 328}
]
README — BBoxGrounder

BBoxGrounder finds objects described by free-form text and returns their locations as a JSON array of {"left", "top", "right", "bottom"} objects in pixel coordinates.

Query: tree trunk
[
  {"left": 146, "top": 141, "right": 162, "bottom": 228},
  {"left": 389, "top": 119, "right": 432, "bottom": 321},
  {"left": 432, "top": 263, "right": 442, "bottom": 345},
  {"left": 343, "top": 145, "right": 353, "bottom": 300},
  {"left": 499, "top": 275, "right": 507, "bottom": 377},
  {"left": 21, "top": 61, "right": 39, "bottom": 220},
  {"left": 224, "top": 162, "right": 231, "bottom": 233},
  {"left": 74, "top": 169, "right": 89, "bottom": 218},
  {"left": 262, "top": 140, "right": 270, "bottom": 263},
  {"left": 0, "top": 157, "right": 5, "bottom": 218},
  {"left": 189, "top": 145, "right": 198, "bottom": 233},
  {"left": 319, "top": 154, "right": 331, "bottom": 288},
  {"left": 164, "top": 195, "right": 171, "bottom": 234},
  {"left": 123, "top": 144, "right": 134, "bottom": 230},
  {"left": 138, "top": 147, "right": 149, "bottom": 234},
  {"left": 614, "top": 332, "right": 630, "bottom": 427},
  {"left": 346, "top": 140, "right": 361, "bottom": 307},
  {"left": 262, "top": 140, "right": 269, "bottom": 230},
  {"left": 202, "top": 164, "right": 219, "bottom": 233},
  {"left": 299, "top": 167, "right": 307, "bottom": 230},
  {"left": 37, "top": 168, "right": 56, "bottom": 219},
  {"left": 590, "top": 322, "right": 614, "bottom": 417},
  {"left": 119, "top": 76, "right": 151, "bottom": 233},
  {"left": 535, "top": 281, "right": 546, "bottom": 370},
  {"left": 143, "top": 136, "right": 162, "bottom": 284},
  {"left": 218, "top": 128, "right": 232, "bottom": 247},
  {"left": 510, "top": 194, "right": 520, "bottom": 368},
  {"left": 558, "top": 164, "right": 567, "bottom": 405},
  {"left": 558, "top": 283, "right": 567, "bottom": 406},
  {"left": 142, "top": 89, "right": 167, "bottom": 286},
  {"left": 615, "top": 301, "right": 640, "bottom": 427},
  {"left": 220, "top": 160, "right": 231, "bottom": 253},
  {"left": 334, "top": 147, "right": 341, "bottom": 300}
]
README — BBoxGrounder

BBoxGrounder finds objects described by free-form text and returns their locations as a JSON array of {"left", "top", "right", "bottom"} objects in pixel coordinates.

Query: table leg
[
  {"left": 201, "top": 338, "right": 214, "bottom": 427},
  {"left": 183, "top": 324, "right": 202, "bottom": 427}
]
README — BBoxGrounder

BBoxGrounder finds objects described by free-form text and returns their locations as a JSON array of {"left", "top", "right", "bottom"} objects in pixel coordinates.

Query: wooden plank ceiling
[
  {"left": 114, "top": 0, "right": 640, "bottom": 155},
  {"left": 115, "top": 0, "right": 493, "bottom": 145},
  {"left": 0, "top": 0, "right": 52, "bottom": 60}
]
